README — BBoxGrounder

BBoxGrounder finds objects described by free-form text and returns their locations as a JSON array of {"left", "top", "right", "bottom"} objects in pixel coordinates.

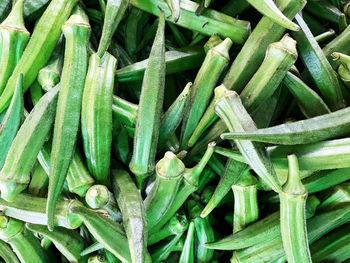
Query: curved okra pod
[
  {"left": 0, "top": 0, "right": 78, "bottom": 113},
  {"left": 279, "top": 155, "right": 311, "bottom": 263},
  {"left": 221, "top": 105, "right": 350, "bottom": 145},
  {"left": 205, "top": 195, "right": 320, "bottom": 250},
  {"left": 315, "top": 29, "right": 336, "bottom": 44},
  {"left": 201, "top": 159, "right": 247, "bottom": 217},
  {"left": 47, "top": 6, "right": 90, "bottom": 231},
  {"left": 283, "top": 71, "right": 331, "bottom": 118},
  {"left": 150, "top": 143, "right": 215, "bottom": 234},
  {"left": 70, "top": 205, "right": 132, "bottom": 263},
  {"left": 0, "top": 84, "right": 59, "bottom": 202},
  {"left": 245, "top": 0, "right": 299, "bottom": 30},
  {"left": 81, "top": 52, "right": 117, "bottom": 185},
  {"left": 0, "top": 74, "right": 23, "bottom": 169},
  {"left": 292, "top": 14, "right": 345, "bottom": 110},
  {"left": 0, "top": 239, "right": 19, "bottom": 263},
  {"left": 232, "top": 170, "right": 258, "bottom": 233},
  {"left": 112, "top": 95, "right": 138, "bottom": 127},
  {"left": 0, "top": 0, "right": 29, "bottom": 96},
  {"left": 179, "top": 221, "right": 195, "bottom": 263},
  {"left": 145, "top": 151, "right": 185, "bottom": 230},
  {"left": 148, "top": 213, "right": 188, "bottom": 246},
  {"left": 97, "top": 0, "right": 129, "bottom": 57},
  {"left": 111, "top": 168, "right": 148, "bottom": 263},
  {"left": 0, "top": 215, "right": 49, "bottom": 263},
  {"left": 214, "top": 89, "right": 281, "bottom": 193},
  {"left": 129, "top": 12, "right": 166, "bottom": 181},
  {"left": 86, "top": 185, "right": 122, "bottom": 222},
  {"left": 332, "top": 52, "right": 350, "bottom": 89},
  {"left": 158, "top": 82, "right": 191, "bottom": 149},
  {"left": 26, "top": 223, "right": 84, "bottom": 263},
  {"left": 180, "top": 38, "right": 232, "bottom": 149}
]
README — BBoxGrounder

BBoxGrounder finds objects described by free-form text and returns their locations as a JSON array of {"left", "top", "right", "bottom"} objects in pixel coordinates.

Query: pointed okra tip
[
  {"left": 85, "top": 185, "right": 110, "bottom": 209},
  {"left": 156, "top": 151, "right": 185, "bottom": 179},
  {"left": 282, "top": 154, "right": 307, "bottom": 195}
]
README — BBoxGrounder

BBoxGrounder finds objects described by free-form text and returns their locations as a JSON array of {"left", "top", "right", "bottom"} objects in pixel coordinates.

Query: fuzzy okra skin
[
  {"left": 214, "top": 89, "right": 281, "bottom": 193},
  {"left": 0, "top": 84, "right": 59, "bottom": 202},
  {"left": 0, "top": 0, "right": 78, "bottom": 113},
  {"left": 180, "top": 38, "right": 232, "bottom": 149},
  {"left": 81, "top": 52, "right": 117, "bottom": 185},
  {"left": 112, "top": 168, "right": 148, "bottom": 263},
  {"left": 129, "top": 12, "right": 166, "bottom": 178},
  {"left": 279, "top": 155, "right": 311, "bottom": 263},
  {"left": 47, "top": 6, "right": 90, "bottom": 231},
  {"left": 0, "top": 74, "right": 23, "bottom": 169},
  {"left": 0, "top": 0, "right": 29, "bottom": 96}
]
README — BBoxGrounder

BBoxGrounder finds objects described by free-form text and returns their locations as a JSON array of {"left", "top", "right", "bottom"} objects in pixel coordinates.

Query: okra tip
[
  {"left": 156, "top": 151, "right": 185, "bottom": 179},
  {"left": 85, "top": 185, "right": 109, "bottom": 209}
]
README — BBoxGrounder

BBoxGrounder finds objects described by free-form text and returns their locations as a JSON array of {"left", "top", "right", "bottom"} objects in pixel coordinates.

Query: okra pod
[
  {"left": 112, "top": 95, "right": 138, "bottom": 127},
  {"left": 179, "top": 221, "right": 195, "bottom": 263},
  {"left": 332, "top": 51, "right": 350, "bottom": 89},
  {"left": 47, "top": 6, "right": 90, "bottom": 231},
  {"left": 166, "top": 0, "right": 180, "bottom": 22},
  {"left": 150, "top": 233, "right": 185, "bottom": 263},
  {"left": 0, "top": 239, "right": 19, "bottom": 263},
  {"left": 28, "top": 161, "right": 48, "bottom": 197}
]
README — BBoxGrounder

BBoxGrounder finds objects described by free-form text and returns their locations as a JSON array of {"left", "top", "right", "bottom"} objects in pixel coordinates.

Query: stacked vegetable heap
[{"left": 3, "top": 0, "right": 350, "bottom": 262}]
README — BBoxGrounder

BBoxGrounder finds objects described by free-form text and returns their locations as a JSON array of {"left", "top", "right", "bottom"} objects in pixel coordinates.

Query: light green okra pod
[
  {"left": 332, "top": 52, "right": 350, "bottom": 89},
  {"left": 0, "top": 84, "right": 59, "bottom": 202},
  {"left": 279, "top": 155, "right": 311, "bottom": 263},
  {"left": 0, "top": 239, "right": 19, "bottom": 263},
  {"left": 47, "top": 6, "right": 90, "bottom": 231}
]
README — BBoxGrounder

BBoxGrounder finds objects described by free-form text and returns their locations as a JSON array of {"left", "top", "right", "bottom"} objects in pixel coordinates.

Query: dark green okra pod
[
  {"left": 179, "top": 221, "right": 195, "bottom": 263},
  {"left": 85, "top": 185, "right": 122, "bottom": 222},
  {"left": 279, "top": 155, "right": 311, "bottom": 263},
  {"left": 0, "top": 84, "right": 59, "bottom": 202},
  {"left": 129, "top": 12, "right": 165, "bottom": 181},
  {"left": 47, "top": 6, "right": 90, "bottom": 231},
  {"left": 180, "top": 38, "right": 232, "bottom": 149},
  {"left": 0, "top": 0, "right": 78, "bottom": 113},
  {"left": 112, "top": 168, "right": 148, "bottom": 263},
  {"left": 81, "top": 52, "right": 117, "bottom": 185},
  {"left": 0, "top": 0, "right": 29, "bottom": 96}
]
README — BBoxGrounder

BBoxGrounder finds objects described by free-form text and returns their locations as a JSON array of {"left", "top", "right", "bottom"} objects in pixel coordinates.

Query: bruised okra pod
[
  {"left": 214, "top": 89, "right": 281, "bottom": 192},
  {"left": 332, "top": 52, "right": 350, "bottom": 89},
  {"left": 129, "top": 12, "right": 166, "bottom": 182},
  {"left": 85, "top": 185, "right": 122, "bottom": 222},
  {"left": 179, "top": 221, "right": 195, "bottom": 263},
  {"left": 81, "top": 53, "right": 117, "bottom": 185},
  {"left": 0, "top": 0, "right": 78, "bottom": 112},
  {"left": 112, "top": 168, "right": 148, "bottom": 263},
  {"left": 279, "top": 155, "right": 311, "bottom": 263},
  {"left": 26, "top": 223, "right": 85, "bottom": 263},
  {"left": 232, "top": 169, "right": 258, "bottom": 233},
  {"left": 0, "top": 74, "right": 23, "bottom": 169},
  {"left": 47, "top": 6, "right": 90, "bottom": 231},
  {"left": 148, "top": 213, "right": 188, "bottom": 246},
  {"left": 150, "top": 143, "right": 215, "bottom": 234},
  {"left": 145, "top": 151, "right": 185, "bottom": 230},
  {"left": 0, "top": 0, "right": 29, "bottom": 95},
  {"left": 0, "top": 215, "right": 48, "bottom": 263},
  {"left": 0, "top": 84, "right": 59, "bottom": 202},
  {"left": 180, "top": 38, "right": 232, "bottom": 149}
]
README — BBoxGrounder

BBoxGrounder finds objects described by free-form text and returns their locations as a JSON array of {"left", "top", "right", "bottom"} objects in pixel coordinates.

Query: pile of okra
[{"left": 4, "top": 0, "right": 350, "bottom": 262}]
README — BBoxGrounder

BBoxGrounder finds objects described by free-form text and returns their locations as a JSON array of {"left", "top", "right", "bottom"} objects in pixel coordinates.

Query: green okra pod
[
  {"left": 81, "top": 52, "right": 117, "bottom": 185},
  {"left": 29, "top": 80, "right": 43, "bottom": 106},
  {"left": 203, "top": 34, "right": 222, "bottom": 54},
  {"left": 314, "top": 29, "right": 336, "bottom": 43},
  {"left": 0, "top": 74, "right": 23, "bottom": 169},
  {"left": 201, "top": 159, "right": 247, "bottom": 218},
  {"left": 245, "top": 0, "right": 299, "bottom": 30},
  {"left": 0, "top": 0, "right": 10, "bottom": 23},
  {"left": 85, "top": 185, "right": 122, "bottom": 222},
  {"left": 112, "top": 168, "right": 148, "bottom": 263},
  {"left": 135, "top": 18, "right": 159, "bottom": 53},
  {"left": 88, "top": 255, "right": 108, "bottom": 263},
  {"left": 112, "top": 95, "right": 138, "bottom": 128},
  {"left": 317, "top": 182, "right": 350, "bottom": 211},
  {"left": 232, "top": 169, "right": 258, "bottom": 233},
  {"left": 0, "top": 84, "right": 58, "bottom": 202},
  {"left": 97, "top": 0, "right": 129, "bottom": 57},
  {"left": 0, "top": 239, "right": 19, "bottom": 263},
  {"left": 130, "top": 0, "right": 250, "bottom": 44},
  {"left": 292, "top": 14, "right": 345, "bottom": 110},
  {"left": 150, "top": 233, "right": 185, "bottom": 263},
  {"left": 26, "top": 223, "right": 84, "bottom": 263},
  {"left": 116, "top": 46, "right": 205, "bottom": 82},
  {"left": 221, "top": 105, "right": 350, "bottom": 145},
  {"left": 0, "top": 215, "right": 48, "bottom": 263},
  {"left": 279, "top": 155, "right": 311, "bottom": 263},
  {"left": 28, "top": 161, "right": 48, "bottom": 197},
  {"left": 70, "top": 205, "right": 132, "bottom": 263},
  {"left": 180, "top": 38, "right": 232, "bottom": 149},
  {"left": 179, "top": 221, "right": 195, "bottom": 263},
  {"left": 129, "top": 12, "right": 166, "bottom": 180},
  {"left": 0, "top": 0, "right": 29, "bottom": 96},
  {"left": 47, "top": 6, "right": 90, "bottom": 231},
  {"left": 332, "top": 51, "right": 350, "bottom": 89},
  {"left": 283, "top": 71, "right": 331, "bottom": 118},
  {"left": 166, "top": 0, "right": 180, "bottom": 22},
  {"left": 145, "top": 151, "right": 185, "bottom": 230},
  {"left": 214, "top": 89, "right": 281, "bottom": 193},
  {"left": 0, "top": 0, "right": 78, "bottom": 113}
]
